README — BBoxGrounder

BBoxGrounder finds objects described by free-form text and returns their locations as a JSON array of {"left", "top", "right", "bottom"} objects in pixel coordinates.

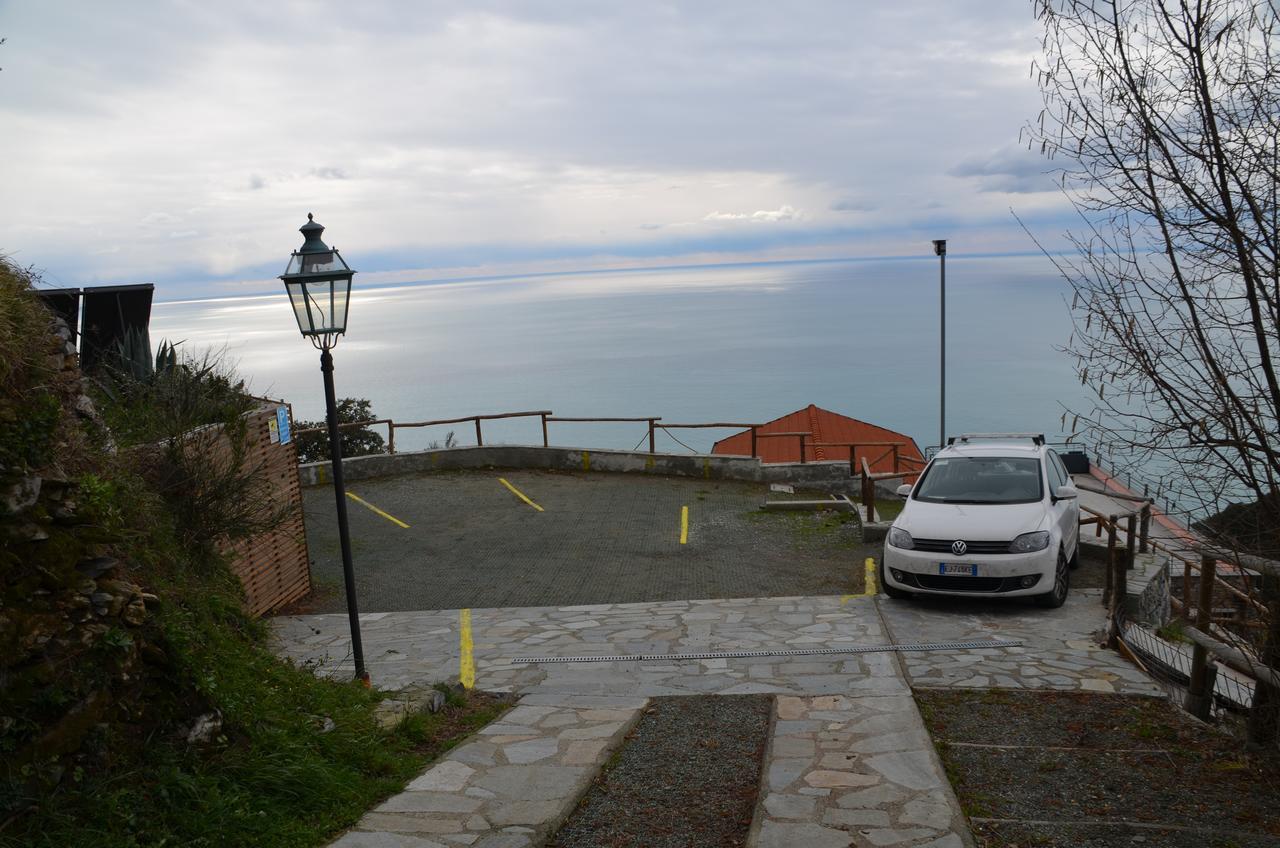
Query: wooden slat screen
[{"left": 220, "top": 403, "right": 312, "bottom": 616}]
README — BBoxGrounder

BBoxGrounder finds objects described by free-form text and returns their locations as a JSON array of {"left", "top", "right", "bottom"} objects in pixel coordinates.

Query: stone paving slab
[
  {"left": 275, "top": 592, "right": 1154, "bottom": 699},
  {"left": 275, "top": 591, "right": 1159, "bottom": 848},
  {"left": 275, "top": 596, "right": 904, "bottom": 696},
  {"left": 331, "top": 701, "right": 645, "bottom": 848},
  {"left": 877, "top": 589, "right": 1161, "bottom": 695},
  {"left": 751, "top": 694, "right": 967, "bottom": 848}
]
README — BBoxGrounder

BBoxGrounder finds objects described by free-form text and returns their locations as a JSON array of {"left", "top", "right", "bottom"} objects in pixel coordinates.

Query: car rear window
[{"left": 913, "top": 456, "right": 1043, "bottom": 504}]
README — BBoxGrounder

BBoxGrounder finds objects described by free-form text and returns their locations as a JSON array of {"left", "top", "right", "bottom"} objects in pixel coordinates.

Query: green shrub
[{"left": 294, "top": 397, "right": 385, "bottom": 463}]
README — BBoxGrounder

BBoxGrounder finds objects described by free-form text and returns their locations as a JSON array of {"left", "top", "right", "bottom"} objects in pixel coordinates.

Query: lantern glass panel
[
  {"left": 285, "top": 250, "right": 350, "bottom": 276},
  {"left": 285, "top": 277, "right": 351, "bottom": 336}
]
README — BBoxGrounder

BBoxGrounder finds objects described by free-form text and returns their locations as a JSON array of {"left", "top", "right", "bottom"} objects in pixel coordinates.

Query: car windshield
[{"left": 913, "top": 456, "right": 1043, "bottom": 504}]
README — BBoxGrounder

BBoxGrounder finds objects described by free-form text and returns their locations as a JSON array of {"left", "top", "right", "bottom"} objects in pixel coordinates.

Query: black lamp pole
[
  {"left": 280, "top": 214, "right": 368, "bottom": 683},
  {"left": 321, "top": 348, "right": 367, "bottom": 683},
  {"left": 933, "top": 239, "right": 947, "bottom": 450}
]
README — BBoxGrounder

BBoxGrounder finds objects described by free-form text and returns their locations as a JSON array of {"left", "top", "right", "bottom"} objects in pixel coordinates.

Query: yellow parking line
[
  {"left": 841, "top": 557, "right": 879, "bottom": 605},
  {"left": 498, "top": 477, "right": 544, "bottom": 511},
  {"left": 680, "top": 505, "right": 689, "bottom": 544},
  {"left": 345, "top": 491, "right": 410, "bottom": 528},
  {"left": 459, "top": 608, "right": 475, "bottom": 689}
]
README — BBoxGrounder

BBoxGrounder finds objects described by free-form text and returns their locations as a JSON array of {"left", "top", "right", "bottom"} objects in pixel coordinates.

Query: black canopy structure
[
  {"left": 33, "top": 287, "right": 82, "bottom": 345},
  {"left": 34, "top": 283, "right": 155, "bottom": 372}
]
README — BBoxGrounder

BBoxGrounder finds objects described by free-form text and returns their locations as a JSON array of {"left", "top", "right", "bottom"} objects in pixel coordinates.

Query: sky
[{"left": 0, "top": 1, "right": 1075, "bottom": 299}]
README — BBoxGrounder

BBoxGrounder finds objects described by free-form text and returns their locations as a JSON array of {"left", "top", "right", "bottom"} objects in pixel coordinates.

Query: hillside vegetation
[{"left": 0, "top": 260, "right": 493, "bottom": 847}]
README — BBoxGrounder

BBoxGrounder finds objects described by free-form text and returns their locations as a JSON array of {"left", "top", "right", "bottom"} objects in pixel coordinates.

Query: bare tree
[{"left": 1026, "top": 0, "right": 1280, "bottom": 744}]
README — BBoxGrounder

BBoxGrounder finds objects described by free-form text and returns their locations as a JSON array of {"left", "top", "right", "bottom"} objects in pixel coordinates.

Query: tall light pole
[
  {"left": 933, "top": 239, "right": 947, "bottom": 450},
  {"left": 280, "top": 214, "right": 369, "bottom": 684}
]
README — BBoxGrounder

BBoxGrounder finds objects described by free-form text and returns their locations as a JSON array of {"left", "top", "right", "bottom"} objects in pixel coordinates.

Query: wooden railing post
[
  {"left": 541, "top": 413, "right": 549, "bottom": 448},
  {"left": 388, "top": 422, "right": 396, "bottom": 454},
  {"left": 861, "top": 457, "right": 875, "bottom": 524},
  {"left": 1108, "top": 515, "right": 1128, "bottom": 645},
  {"left": 891, "top": 444, "right": 899, "bottom": 474},
  {"left": 1125, "top": 513, "right": 1137, "bottom": 571},
  {"left": 750, "top": 427, "right": 758, "bottom": 459},
  {"left": 1185, "top": 555, "right": 1218, "bottom": 720},
  {"left": 648, "top": 419, "right": 656, "bottom": 454},
  {"left": 1103, "top": 516, "right": 1118, "bottom": 609},
  {"left": 1182, "top": 558, "right": 1192, "bottom": 614},
  {"left": 1138, "top": 502, "right": 1151, "bottom": 554},
  {"left": 474, "top": 417, "right": 483, "bottom": 447}
]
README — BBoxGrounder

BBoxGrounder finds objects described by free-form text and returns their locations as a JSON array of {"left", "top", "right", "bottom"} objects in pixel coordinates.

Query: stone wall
[{"left": 299, "top": 444, "right": 908, "bottom": 493}]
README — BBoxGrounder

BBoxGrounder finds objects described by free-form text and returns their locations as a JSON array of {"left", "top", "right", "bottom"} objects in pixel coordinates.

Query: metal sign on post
[{"left": 276, "top": 406, "right": 292, "bottom": 445}]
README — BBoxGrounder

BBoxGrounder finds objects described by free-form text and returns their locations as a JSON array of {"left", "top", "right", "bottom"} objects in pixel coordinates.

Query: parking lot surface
[{"left": 300, "top": 470, "right": 873, "bottom": 612}]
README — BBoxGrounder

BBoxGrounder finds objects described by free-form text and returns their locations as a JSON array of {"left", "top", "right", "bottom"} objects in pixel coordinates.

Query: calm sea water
[{"left": 150, "top": 256, "right": 1083, "bottom": 455}]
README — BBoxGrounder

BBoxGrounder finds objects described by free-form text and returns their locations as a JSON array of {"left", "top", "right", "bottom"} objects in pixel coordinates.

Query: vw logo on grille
[{"left": 951, "top": 540, "right": 968, "bottom": 556}]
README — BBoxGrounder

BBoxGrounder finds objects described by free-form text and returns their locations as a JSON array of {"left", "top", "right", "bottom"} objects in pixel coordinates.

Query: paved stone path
[
  {"left": 273, "top": 589, "right": 1158, "bottom": 847},
  {"left": 878, "top": 589, "right": 1160, "bottom": 695},
  {"left": 755, "top": 695, "right": 964, "bottom": 848},
  {"left": 332, "top": 698, "right": 645, "bottom": 848}
]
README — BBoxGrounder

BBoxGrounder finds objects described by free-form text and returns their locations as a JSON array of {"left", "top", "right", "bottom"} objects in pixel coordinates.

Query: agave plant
[
  {"left": 153, "top": 339, "right": 179, "bottom": 377},
  {"left": 111, "top": 326, "right": 154, "bottom": 382}
]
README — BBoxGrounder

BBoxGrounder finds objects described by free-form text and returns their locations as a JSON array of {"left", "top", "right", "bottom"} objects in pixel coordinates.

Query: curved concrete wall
[{"left": 298, "top": 445, "right": 872, "bottom": 489}]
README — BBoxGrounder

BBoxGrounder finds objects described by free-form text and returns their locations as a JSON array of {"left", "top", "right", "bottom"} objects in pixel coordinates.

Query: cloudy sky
[{"left": 1, "top": 1, "right": 1072, "bottom": 298}]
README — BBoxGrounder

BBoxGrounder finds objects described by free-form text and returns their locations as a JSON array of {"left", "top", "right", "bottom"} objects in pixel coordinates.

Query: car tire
[
  {"left": 1068, "top": 543, "right": 1080, "bottom": 571},
  {"left": 879, "top": 561, "right": 912, "bottom": 600},
  {"left": 1035, "top": 549, "right": 1070, "bottom": 608}
]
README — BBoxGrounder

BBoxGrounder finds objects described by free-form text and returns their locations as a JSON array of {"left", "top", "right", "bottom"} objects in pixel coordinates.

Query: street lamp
[
  {"left": 280, "top": 213, "right": 368, "bottom": 684},
  {"left": 933, "top": 239, "right": 946, "bottom": 450}
]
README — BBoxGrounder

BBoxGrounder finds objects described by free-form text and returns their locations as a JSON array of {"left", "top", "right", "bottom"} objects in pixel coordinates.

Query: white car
[{"left": 881, "top": 434, "right": 1080, "bottom": 608}]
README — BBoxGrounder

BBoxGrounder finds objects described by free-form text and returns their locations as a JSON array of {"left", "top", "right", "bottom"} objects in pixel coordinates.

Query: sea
[{"left": 149, "top": 255, "right": 1084, "bottom": 456}]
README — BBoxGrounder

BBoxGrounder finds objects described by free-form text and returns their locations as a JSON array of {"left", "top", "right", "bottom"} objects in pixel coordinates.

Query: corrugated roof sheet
[{"left": 711, "top": 404, "right": 924, "bottom": 477}]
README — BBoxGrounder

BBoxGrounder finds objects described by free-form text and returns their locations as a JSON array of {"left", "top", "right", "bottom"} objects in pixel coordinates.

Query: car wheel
[
  {"left": 879, "top": 560, "right": 912, "bottom": 600},
  {"left": 1035, "top": 549, "right": 1070, "bottom": 608},
  {"left": 1068, "top": 543, "right": 1080, "bottom": 570}
]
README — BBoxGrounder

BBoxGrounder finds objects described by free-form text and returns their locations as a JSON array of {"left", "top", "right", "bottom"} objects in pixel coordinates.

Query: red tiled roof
[{"left": 712, "top": 404, "right": 924, "bottom": 477}]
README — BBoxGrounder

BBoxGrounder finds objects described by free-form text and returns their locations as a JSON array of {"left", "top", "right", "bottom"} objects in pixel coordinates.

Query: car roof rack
[{"left": 947, "top": 433, "right": 1046, "bottom": 446}]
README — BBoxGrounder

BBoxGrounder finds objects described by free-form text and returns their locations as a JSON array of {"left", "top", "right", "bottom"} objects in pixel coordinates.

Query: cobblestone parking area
[{"left": 301, "top": 470, "right": 873, "bottom": 612}]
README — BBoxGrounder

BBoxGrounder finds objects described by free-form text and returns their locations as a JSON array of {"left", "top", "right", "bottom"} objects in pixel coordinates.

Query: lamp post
[
  {"left": 933, "top": 239, "right": 946, "bottom": 450},
  {"left": 280, "top": 214, "right": 368, "bottom": 684}
]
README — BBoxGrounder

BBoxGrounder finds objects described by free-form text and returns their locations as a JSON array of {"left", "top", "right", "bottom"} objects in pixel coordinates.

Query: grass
[
  {"left": 746, "top": 508, "right": 864, "bottom": 550},
  {"left": 858, "top": 497, "right": 904, "bottom": 522},
  {"left": 1, "top": 567, "right": 509, "bottom": 848},
  {"left": 1155, "top": 618, "right": 1188, "bottom": 643}
]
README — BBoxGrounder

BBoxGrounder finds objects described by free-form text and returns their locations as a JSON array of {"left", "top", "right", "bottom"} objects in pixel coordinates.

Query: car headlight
[
  {"left": 1010, "top": 531, "right": 1050, "bottom": 553},
  {"left": 887, "top": 527, "right": 914, "bottom": 549}
]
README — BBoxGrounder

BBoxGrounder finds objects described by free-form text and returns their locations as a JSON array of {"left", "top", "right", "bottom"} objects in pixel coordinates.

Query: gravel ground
[
  {"left": 547, "top": 695, "right": 772, "bottom": 848},
  {"left": 1071, "top": 553, "right": 1108, "bottom": 590},
  {"left": 917, "top": 689, "right": 1280, "bottom": 847}
]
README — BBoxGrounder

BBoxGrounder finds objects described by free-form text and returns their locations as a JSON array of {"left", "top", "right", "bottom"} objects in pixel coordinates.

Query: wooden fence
[
  {"left": 294, "top": 409, "right": 922, "bottom": 478},
  {"left": 1084, "top": 503, "right": 1279, "bottom": 723},
  {"left": 218, "top": 403, "right": 311, "bottom": 616}
]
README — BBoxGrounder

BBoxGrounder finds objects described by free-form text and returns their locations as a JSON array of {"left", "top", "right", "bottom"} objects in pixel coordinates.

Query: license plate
[{"left": 939, "top": 563, "right": 978, "bottom": 576}]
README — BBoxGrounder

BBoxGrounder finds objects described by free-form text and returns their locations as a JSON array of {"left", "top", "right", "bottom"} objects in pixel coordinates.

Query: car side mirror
[
  {"left": 896, "top": 484, "right": 913, "bottom": 498},
  {"left": 1054, "top": 485, "right": 1079, "bottom": 501}
]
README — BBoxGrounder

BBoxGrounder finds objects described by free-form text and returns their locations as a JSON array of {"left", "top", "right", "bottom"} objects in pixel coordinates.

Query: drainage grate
[{"left": 512, "top": 639, "right": 1023, "bottom": 664}]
